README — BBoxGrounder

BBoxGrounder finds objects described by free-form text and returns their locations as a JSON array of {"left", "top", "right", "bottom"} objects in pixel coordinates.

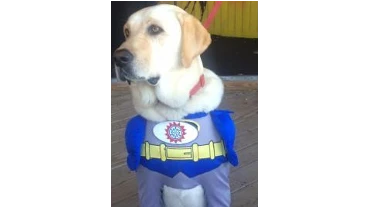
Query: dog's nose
[{"left": 113, "top": 49, "right": 133, "bottom": 67}]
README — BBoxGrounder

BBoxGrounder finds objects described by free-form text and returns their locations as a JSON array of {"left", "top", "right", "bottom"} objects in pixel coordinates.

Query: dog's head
[{"left": 113, "top": 4, "right": 211, "bottom": 85}]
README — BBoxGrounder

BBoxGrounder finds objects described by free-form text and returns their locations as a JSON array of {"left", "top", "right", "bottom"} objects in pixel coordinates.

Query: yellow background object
[{"left": 160, "top": 1, "right": 258, "bottom": 38}]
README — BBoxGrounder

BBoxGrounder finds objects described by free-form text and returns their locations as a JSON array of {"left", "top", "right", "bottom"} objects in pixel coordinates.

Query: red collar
[{"left": 189, "top": 74, "right": 205, "bottom": 97}]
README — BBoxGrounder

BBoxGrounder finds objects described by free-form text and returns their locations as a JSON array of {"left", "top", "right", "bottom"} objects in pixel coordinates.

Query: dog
[{"left": 113, "top": 4, "right": 238, "bottom": 207}]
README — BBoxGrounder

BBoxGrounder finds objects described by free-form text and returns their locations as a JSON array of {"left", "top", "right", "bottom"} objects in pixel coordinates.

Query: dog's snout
[{"left": 113, "top": 49, "right": 133, "bottom": 67}]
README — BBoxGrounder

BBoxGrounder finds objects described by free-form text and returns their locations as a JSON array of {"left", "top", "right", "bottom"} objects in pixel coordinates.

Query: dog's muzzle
[
  {"left": 113, "top": 49, "right": 133, "bottom": 68},
  {"left": 113, "top": 49, "right": 142, "bottom": 83},
  {"left": 113, "top": 48, "right": 160, "bottom": 85}
]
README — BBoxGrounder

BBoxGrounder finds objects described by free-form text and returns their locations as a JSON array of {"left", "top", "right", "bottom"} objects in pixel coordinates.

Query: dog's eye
[
  {"left": 148, "top": 25, "right": 163, "bottom": 35},
  {"left": 124, "top": 28, "right": 130, "bottom": 38}
]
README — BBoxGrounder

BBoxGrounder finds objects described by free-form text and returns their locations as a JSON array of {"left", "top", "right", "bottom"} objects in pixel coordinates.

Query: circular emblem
[
  {"left": 165, "top": 122, "right": 186, "bottom": 143},
  {"left": 153, "top": 120, "right": 199, "bottom": 145}
]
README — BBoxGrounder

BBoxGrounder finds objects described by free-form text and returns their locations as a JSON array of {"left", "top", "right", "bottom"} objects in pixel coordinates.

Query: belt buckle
[{"left": 166, "top": 146, "right": 193, "bottom": 160}]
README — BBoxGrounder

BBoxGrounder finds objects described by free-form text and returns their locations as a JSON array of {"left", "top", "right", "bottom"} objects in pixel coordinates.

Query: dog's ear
[{"left": 177, "top": 13, "right": 211, "bottom": 68}]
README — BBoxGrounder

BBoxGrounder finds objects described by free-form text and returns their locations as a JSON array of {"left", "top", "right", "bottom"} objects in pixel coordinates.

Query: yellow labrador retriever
[{"left": 114, "top": 4, "right": 237, "bottom": 207}]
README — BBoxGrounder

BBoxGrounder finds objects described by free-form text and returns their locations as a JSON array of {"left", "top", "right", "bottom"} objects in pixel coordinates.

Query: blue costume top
[{"left": 125, "top": 110, "right": 238, "bottom": 178}]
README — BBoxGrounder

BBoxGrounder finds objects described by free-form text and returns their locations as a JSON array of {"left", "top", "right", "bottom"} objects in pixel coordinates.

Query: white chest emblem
[{"left": 153, "top": 120, "right": 200, "bottom": 144}]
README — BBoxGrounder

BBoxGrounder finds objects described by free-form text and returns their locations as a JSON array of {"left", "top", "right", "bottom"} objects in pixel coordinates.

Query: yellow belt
[{"left": 140, "top": 141, "right": 225, "bottom": 162}]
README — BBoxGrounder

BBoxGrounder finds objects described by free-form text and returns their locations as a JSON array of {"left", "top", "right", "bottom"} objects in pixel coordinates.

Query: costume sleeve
[
  {"left": 125, "top": 115, "right": 146, "bottom": 170},
  {"left": 210, "top": 110, "right": 239, "bottom": 166}
]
